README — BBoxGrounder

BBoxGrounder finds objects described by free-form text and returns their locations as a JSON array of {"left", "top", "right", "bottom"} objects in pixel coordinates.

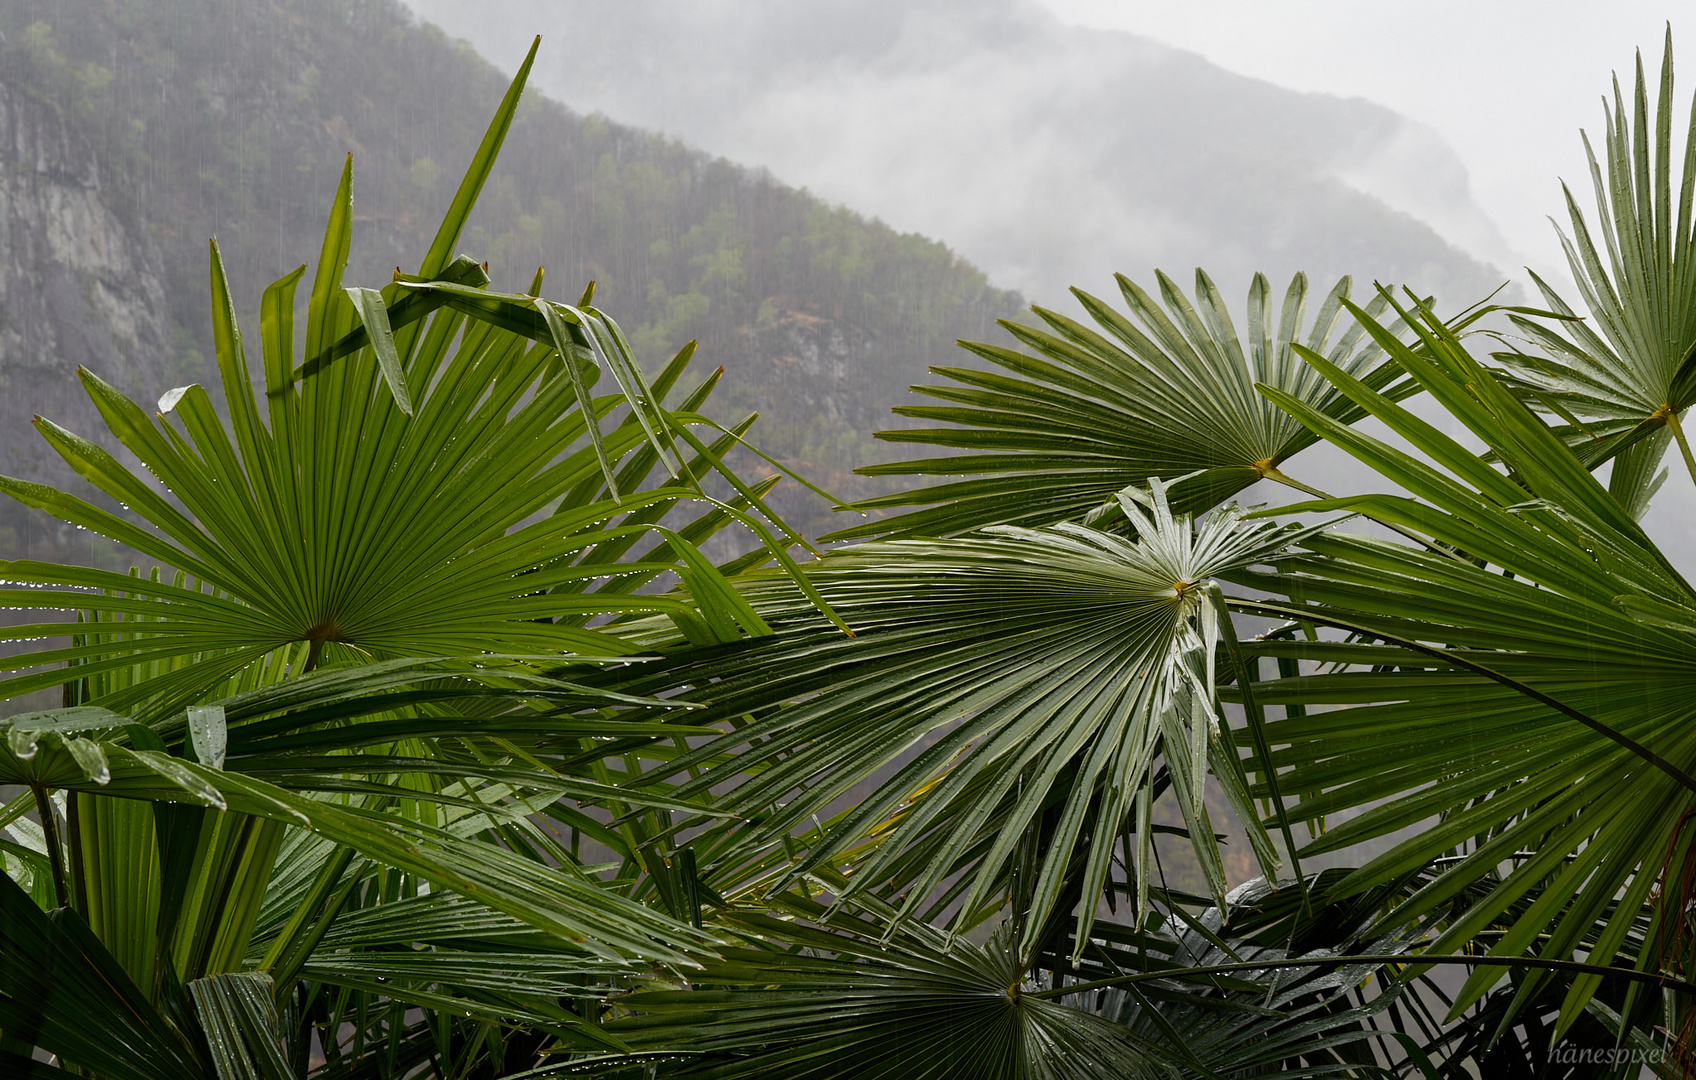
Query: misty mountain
[
  {"left": 403, "top": 0, "right": 1515, "bottom": 309},
  {"left": 0, "top": 0, "right": 1018, "bottom": 556}
]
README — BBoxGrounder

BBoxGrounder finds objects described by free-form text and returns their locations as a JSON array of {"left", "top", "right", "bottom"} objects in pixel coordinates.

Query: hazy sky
[{"left": 1046, "top": 0, "right": 1681, "bottom": 276}]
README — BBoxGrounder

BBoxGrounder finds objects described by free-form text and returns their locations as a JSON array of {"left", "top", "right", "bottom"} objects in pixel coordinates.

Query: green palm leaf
[
  {"left": 830, "top": 270, "right": 1412, "bottom": 541},
  {"left": 3, "top": 736, "right": 716, "bottom": 967},
  {"left": 187, "top": 971, "right": 292, "bottom": 1080},
  {"left": 1238, "top": 289, "right": 1696, "bottom": 1033},
  {"left": 262, "top": 885, "right": 632, "bottom": 1052},
  {"left": 0, "top": 662, "right": 722, "bottom": 964},
  {"left": 1498, "top": 29, "right": 1696, "bottom": 505},
  {"left": 0, "top": 43, "right": 791, "bottom": 719},
  {"left": 0, "top": 867, "right": 210, "bottom": 1080},
  {"left": 572, "top": 876, "right": 1431, "bottom": 1080},
  {"left": 590, "top": 912, "right": 1179, "bottom": 1080},
  {"left": 608, "top": 482, "right": 1315, "bottom": 958},
  {"left": 1033, "top": 871, "right": 1430, "bottom": 1079}
]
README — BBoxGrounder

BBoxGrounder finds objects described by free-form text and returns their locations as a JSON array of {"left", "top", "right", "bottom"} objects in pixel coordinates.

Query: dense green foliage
[
  {"left": 0, "top": 48, "right": 845, "bottom": 1075},
  {"left": 7, "top": 13, "right": 1696, "bottom": 1080}
]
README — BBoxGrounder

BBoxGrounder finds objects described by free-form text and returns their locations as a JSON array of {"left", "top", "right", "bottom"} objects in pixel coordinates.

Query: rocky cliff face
[
  {"left": 0, "top": 78, "right": 172, "bottom": 557},
  {"left": 0, "top": 80, "right": 172, "bottom": 451}
]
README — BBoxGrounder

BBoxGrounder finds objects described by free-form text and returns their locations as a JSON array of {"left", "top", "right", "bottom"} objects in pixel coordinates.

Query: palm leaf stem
[
  {"left": 27, "top": 784, "right": 66, "bottom": 908},
  {"left": 1208, "top": 587, "right": 1307, "bottom": 902},
  {"left": 1258, "top": 465, "right": 1327, "bottom": 500},
  {"left": 1228, "top": 598, "right": 1696, "bottom": 798},
  {"left": 1659, "top": 405, "right": 1696, "bottom": 488},
  {"left": 1263, "top": 464, "right": 1470, "bottom": 563}
]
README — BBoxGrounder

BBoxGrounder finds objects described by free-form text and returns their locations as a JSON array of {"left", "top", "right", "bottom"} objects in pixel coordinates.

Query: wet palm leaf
[{"left": 831, "top": 271, "right": 1411, "bottom": 541}]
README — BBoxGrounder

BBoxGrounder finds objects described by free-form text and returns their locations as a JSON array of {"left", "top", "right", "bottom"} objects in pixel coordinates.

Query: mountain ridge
[{"left": 0, "top": 0, "right": 1021, "bottom": 555}]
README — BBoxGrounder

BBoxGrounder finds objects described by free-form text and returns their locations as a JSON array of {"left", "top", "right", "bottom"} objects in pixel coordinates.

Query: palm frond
[
  {"left": 1240, "top": 289, "right": 1696, "bottom": 1033},
  {"left": 830, "top": 271, "right": 1413, "bottom": 541},
  {"left": 564, "top": 875, "right": 1434, "bottom": 1080},
  {"left": 1498, "top": 29, "right": 1696, "bottom": 504},
  {"left": 604, "top": 482, "right": 1316, "bottom": 958},
  {"left": 0, "top": 45, "right": 794, "bottom": 719}
]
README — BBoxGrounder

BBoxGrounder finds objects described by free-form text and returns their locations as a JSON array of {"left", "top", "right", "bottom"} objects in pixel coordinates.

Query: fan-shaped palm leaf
[
  {"left": 1498, "top": 29, "right": 1696, "bottom": 509},
  {"left": 0, "top": 673, "right": 717, "bottom": 965},
  {"left": 0, "top": 39, "right": 797, "bottom": 720},
  {"left": 830, "top": 270, "right": 1413, "bottom": 541},
  {"left": 583, "top": 909, "right": 1187, "bottom": 1080},
  {"left": 605, "top": 482, "right": 1319, "bottom": 959},
  {"left": 1236, "top": 289, "right": 1696, "bottom": 1035},
  {"left": 568, "top": 877, "right": 1437, "bottom": 1080}
]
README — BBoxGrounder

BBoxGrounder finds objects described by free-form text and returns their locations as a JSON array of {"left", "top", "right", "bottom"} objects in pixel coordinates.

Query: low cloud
[{"left": 405, "top": 0, "right": 1512, "bottom": 312}]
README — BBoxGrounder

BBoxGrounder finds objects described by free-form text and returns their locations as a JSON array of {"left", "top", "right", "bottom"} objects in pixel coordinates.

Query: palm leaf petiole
[
  {"left": 1658, "top": 405, "right": 1696, "bottom": 489},
  {"left": 28, "top": 784, "right": 67, "bottom": 908}
]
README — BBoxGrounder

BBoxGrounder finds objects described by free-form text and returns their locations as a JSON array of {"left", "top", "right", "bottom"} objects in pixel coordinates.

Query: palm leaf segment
[
  {"left": 0, "top": 40, "right": 787, "bottom": 718},
  {"left": 1242, "top": 290, "right": 1696, "bottom": 1032},
  {"left": 590, "top": 917, "right": 1183, "bottom": 1080},
  {"left": 1499, "top": 29, "right": 1696, "bottom": 508},
  {"left": 577, "top": 878, "right": 1423, "bottom": 1080},
  {"left": 831, "top": 269, "right": 1408, "bottom": 540},
  {"left": 0, "top": 665, "right": 719, "bottom": 965},
  {"left": 621, "top": 482, "right": 1318, "bottom": 959},
  {"left": 0, "top": 676, "right": 718, "bottom": 1080}
]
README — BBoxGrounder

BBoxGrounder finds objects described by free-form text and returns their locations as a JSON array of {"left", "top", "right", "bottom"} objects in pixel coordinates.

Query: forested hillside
[{"left": 0, "top": 0, "right": 1021, "bottom": 557}]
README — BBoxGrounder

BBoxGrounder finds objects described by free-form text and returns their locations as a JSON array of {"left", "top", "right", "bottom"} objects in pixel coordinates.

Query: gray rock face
[{"left": 0, "top": 78, "right": 172, "bottom": 486}]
